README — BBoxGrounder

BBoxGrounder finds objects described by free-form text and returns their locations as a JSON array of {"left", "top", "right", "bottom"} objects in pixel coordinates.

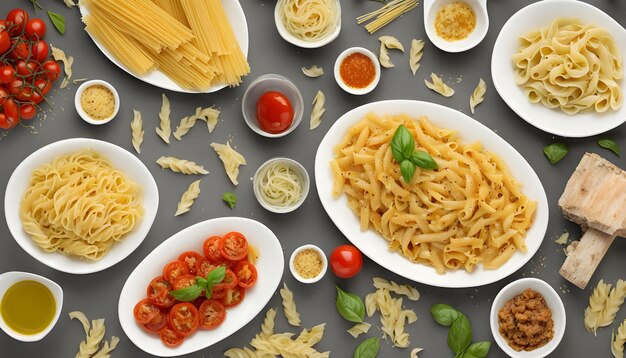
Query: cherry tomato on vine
[
  {"left": 16, "top": 60, "right": 39, "bottom": 80},
  {"left": 42, "top": 60, "right": 60, "bottom": 81},
  {"left": 0, "top": 113, "right": 13, "bottom": 129},
  {"left": 255, "top": 91, "right": 294, "bottom": 134},
  {"left": 330, "top": 245, "right": 363, "bottom": 278},
  {"left": 19, "top": 104, "right": 36, "bottom": 120},
  {"left": 8, "top": 40, "right": 29, "bottom": 60},
  {"left": 31, "top": 40, "right": 48, "bottom": 62},
  {"left": 6, "top": 9, "right": 29, "bottom": 37},
  {"left": 0, "top": 86, "right": 9, "bottom": 106},
  {"left": 0, "top": 66, "right": 15, "bottom": 84},
  {"left": 8, "top": 79, "right": 32, "bottom": 102},
  {"left": 3, "top": 98, "right": 19, "bottom": 126},
  {"left": 35, "top": 78, "right": 51, "bottom": 95},
  {"left": 0, "top": 29, "right": 9, "bottom": 55},
  {"left": 25, "top": 18, "right": 46, "bottom": 39}
]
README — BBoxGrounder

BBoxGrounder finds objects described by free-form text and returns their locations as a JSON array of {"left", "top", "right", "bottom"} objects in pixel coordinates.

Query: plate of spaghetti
[
  {"left": 79, "top": 0, "right": 249, "bottom": 93},
  {"left": 314, "top": 100, "right": 549, "bottom": 288},
  {"left": 4, "top": 138, "right": 158, "bottom": 274}
]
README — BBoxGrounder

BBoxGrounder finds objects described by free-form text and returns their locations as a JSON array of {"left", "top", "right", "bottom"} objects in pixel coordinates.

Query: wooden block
[
  {"left": 559, "top": 228, "right": 616, "bottom": 289},
  {"left": 558, "top": 153, "right": 626, "bottom": 236}
]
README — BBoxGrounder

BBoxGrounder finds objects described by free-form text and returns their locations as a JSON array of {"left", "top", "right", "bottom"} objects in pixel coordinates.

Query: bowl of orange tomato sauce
[{"left": 334, "top": 47, "right": 380, "bottom": 95}]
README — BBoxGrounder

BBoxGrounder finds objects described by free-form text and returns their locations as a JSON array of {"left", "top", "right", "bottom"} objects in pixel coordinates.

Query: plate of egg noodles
[
  {"left": 491, "top": 0, "right": 626, "bottom": 137},
  {"left": 4, "top": 138, "right": 159, "bottom": 274},
  {"left": 314, "top": 100, "right": 549, "bottom": 288}
]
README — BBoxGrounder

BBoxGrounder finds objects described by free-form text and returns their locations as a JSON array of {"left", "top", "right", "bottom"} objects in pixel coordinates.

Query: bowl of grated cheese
[
  {"left": 289, "top": 244, "right": 327, "bottom": 284},
  {"left": 75, "top": 80, "right": 120, "bottom": 125}
]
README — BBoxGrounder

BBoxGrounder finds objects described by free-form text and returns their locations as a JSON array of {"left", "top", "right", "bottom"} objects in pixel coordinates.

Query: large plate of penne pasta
[{"left": 315, "top": 100, "right": 549, "bottom": 288}]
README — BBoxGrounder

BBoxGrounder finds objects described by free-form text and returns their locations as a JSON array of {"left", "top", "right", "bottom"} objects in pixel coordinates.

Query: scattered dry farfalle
[
  {"left": 425, "top": 73, "right": 455, "bottom": 97},
  {"left": 347, "top": 322, "right": 371, "bottom": 338},
  {"left": 599, "top": 280, "right": 626, "bottom": 327},
  {"left": 366, "top": 286, "right": 418, "bottom": 348},
  {"left": 470, "top": 78, "right": 486, "bottom": 114},
  {"left": 69, "top": 311, "right": 118, "bottom": 358},
  {"left": 51, "top": 45, "right": 74, "bottom": 89},
  {"left": 175, "top": 180, "right": 201, "bottom": 216},
  {"left": 372, "top": 277, "right": 420, "bottom": 301},
  {"left": 409, "top": 39, "right": 424, "bottom": 75},
  {"left": 378, "top": 35, "right": 404, "bottom": 68},
  {"left": 585, "top": 279, "right": 612, "bottom": 335},
  {"left": 211, "top": 141, "right": 246, "bottom": 185},
  {"left": 555, "top": 231, "right": 569, "bottom": 245},
  {"left": 612, "top": 319, "right": 626, "bottom": 358},
  {"left": 310, "top": 90, "right": 326, "bottom": 130},
  {"left": 410, "top": 347, "right": 424, "bottom": 358},
  {"left": 302, "top": 65, "right": 324, "bottom": 78},
  {"left": 130, "top": 109, "right": 143, "bottom": 154}
]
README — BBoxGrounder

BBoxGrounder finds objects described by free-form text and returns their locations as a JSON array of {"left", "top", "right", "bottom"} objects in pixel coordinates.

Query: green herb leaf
[
  {"left": 205, "top": 266, "right": 226, "bottom": 287},
  {"left": 391, "top": 125, "right": 415, "bottom": 162},
  {"left": 448, "top": 314, "right": 472, "bottom": 354},
  {"left": 411, "top": 150, "right": 438, "bottom": 169},
  {"left": 431, "top": 304, "right": 461, "bottom": 326},
  {"left": 222, "top": 192, "right": 237, "bottom": 209},
  {"left": 196, "top": 276, "right": 208, "bottom": 288},
  {"left": 463, "top": 341, "right": 491, "bottom": 358},
  {"left": 400, "top": 159, "right": 416, "bottom": 183},
  {"left": 543, "top": 143, "right": 568, "bottom": 164},
  {"left": 354, "top": 336, "right": 380, "bottom": 358},
  {"left": 47, "top": 11, "right": 65, "bottom": 34},
  {"left": 598, "top": 138, "right": 620, "bottom": 157},
  {"left": 169, "top": 285, "right": 203, "bottom": 302},
  {"left": 336, "top": 286, "right": 365, "bottom": 323},
  {"left": 204, "top": 286, "right": 213, "bottom": 299}
]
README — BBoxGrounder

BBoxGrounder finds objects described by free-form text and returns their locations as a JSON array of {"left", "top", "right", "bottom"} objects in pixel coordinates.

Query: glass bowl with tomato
[{"left": 241, "top": 74, "right": 303, "bottom": 138}]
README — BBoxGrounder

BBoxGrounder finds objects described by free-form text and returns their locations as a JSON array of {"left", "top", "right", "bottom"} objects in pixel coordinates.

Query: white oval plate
[
  {"left": 79, "top": 0, "right": 249, "bottom": 94},
  {"left": 118, "top": 217, "right": 284, "bottom": 357},
  {"left": 315, "top": 100, "right": 549, "bottom": 288},
  {"left": 4, "top": 138, "right": 159, "bottom": 274},
  {"left": 491, "top": 0, "right": 626, "bottom": 137}
]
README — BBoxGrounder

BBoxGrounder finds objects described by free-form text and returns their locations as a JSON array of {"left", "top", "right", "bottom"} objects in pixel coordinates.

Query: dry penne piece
[
  {"left": 302, "top": 65, "right": 324, "bottom": 78},
  {"left": 156, "top": 156, "right": 209, "bottom": 175},
  {"left": 310, "top": 90, "right": 326, "bottom": 130},
  {"left": 425, "top": 73, "right": 455, "bottom": 97},
  {"left": 175, "top": 180, "right": 201, "bottom": 216}
]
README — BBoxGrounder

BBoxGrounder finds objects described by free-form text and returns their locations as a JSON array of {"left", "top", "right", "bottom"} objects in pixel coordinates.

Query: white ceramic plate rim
[
  {"left": 78, "top": 0, "right": 249, "bottom": 94},
  {"left": 315, "top": 100, "right": 549, "bottom": 288},
  {"left": 118, "top": 217, "right": 284, "bottom": 357},
  {"left": 4, "top": 138, "right": 159, "bottom": 274},
  {"left": 491, "top": 0, "right": 626, "bottom": 137}
]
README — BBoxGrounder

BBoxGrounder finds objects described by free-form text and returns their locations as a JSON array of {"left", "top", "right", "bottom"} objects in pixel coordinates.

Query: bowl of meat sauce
[{"left": 334, "top": 47, "right": 380, "bottom": 95}]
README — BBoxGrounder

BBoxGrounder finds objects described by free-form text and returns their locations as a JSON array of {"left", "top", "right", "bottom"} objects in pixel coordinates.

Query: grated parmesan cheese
[
  {"left": 293, "top": 249, "right": 323, "bottom": 279},
  {"left": 80, "top": 85, "right": 115, "bottom": 120}
]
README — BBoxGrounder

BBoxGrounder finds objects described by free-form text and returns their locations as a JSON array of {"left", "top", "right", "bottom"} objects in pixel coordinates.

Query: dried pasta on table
[
  {"left": 130, "top": 109, "right": 144, "bottom": 154},
  {"left": 175, "top": 180, "right": 201, "bottom": 216},
  {"left": 310, "top": 90, "right": 326, "bottom": 130},
  {"left": 211, "top": 141, "right": 246, "bottom": 185},
  {"left": 584, "top": 279, "right": 612, "bottom": 335},
  {"left": 409, "top": 39, "right": 424, "bottom": 75},
  {"left": 280, "top": 282, "right": 301, "bottom": 326},
  {"left": 470, "top": 78, "right": 486, "bottom": 114},
  {"left": 156, "top": 156, "right": 208, "bottom": 175},
  {"left": 425, "top": 73, "right": 455, "bottom": 97},
  {"left": 156, "top": 94, "right": 171, "bottom": 144}
]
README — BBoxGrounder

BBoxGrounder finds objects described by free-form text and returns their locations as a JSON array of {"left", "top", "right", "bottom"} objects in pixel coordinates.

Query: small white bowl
[
  {"left": 490, "top": 278, "right": 566, "bottom": 358},
  {"left": 274, "top": 0, "right": 341, "bottom": 48},
  {"left": 334, "top": 47, "right": 381, "bottom": 95},
  {"left": 75, "top": 80, "right": 120, "bottom": 125},
  {"left": 424, "top": 0, "right": 489, "bottom": 53},
  {"left": 242, "top": 74, "right": 303, "bottom": 138},
  {"left": 253, "top": 157, "right": 310, "bottom": 213},
  {"left": 289, "top": 244, "right": 327, "bottom": 284},
  {"left": 0, "top": 271, "right": 63, "bottom": 342}
]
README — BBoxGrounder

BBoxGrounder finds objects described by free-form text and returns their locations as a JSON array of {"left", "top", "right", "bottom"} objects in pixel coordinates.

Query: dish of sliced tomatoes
[{"left": 132, "top": 232, "right": 258, "bottom": 347}]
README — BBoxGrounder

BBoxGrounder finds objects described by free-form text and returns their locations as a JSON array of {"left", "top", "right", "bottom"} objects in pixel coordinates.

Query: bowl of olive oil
[{"left": 0, "top": 271, "right": 63, "bottom": 342}]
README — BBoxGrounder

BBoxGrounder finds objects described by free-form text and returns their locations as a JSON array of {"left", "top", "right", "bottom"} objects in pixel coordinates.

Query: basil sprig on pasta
[
  {"left": 170, "top": 266, "right": 226, "bottom": 301},
  {"left": 391, "top": 125, "right": 438, "bottom": 182}
]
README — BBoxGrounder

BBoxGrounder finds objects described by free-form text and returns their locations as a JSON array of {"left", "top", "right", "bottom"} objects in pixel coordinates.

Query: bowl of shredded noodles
[
  {"left": 274, "top": 0, "right": 341, "bottom": 48},
  {"left": 253, "top": 157, "right": 310, "bottom": 213}
]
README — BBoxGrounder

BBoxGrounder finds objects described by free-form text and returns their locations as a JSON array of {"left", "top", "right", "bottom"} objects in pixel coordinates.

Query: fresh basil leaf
[
  {"left": 205, "top": 286, "right": 213, "bottom": 299},
  {"left": 448, "top": 314, "right": 472, "bottom": 354},
  {"left": 354, "top": 336, "right": 380, "bottom": 358},
  {"left": 336, "top": 286, "right": 365, "bottom": 323},
  {"left": 431, "top": 304, "right": 461, "bottom": 326},
  {"left": 598, "top": 138, "right": 620, "bottom": 157},
  {"left": 543, "top": 143, "right": 568, "bottom": 164},
  {"left": 411, "top": 150, "right": 438, "bottom": 169},
  {"left": 47, "top": 11, "right": 65, "bottom": 34},
  {"left": 391, "top": 125, "right": 415, "bottom": 162},
  {"left": 205, "top": 266, "right": 226, "bottom": 287},
  {"left": 463, "top": 341, "right": 491, "bottom": 358},
  {"left": 222, "top": 192, "right": 237, "bottom": 209},
  {"left": 169, "top": 285, "right": 202, "bottom": 302},
  {"left": 400, "top": 159, "right": 415, "bottom": 183},
  {"left": 196, "top": 276, "right": 208, "bottom": 288}
]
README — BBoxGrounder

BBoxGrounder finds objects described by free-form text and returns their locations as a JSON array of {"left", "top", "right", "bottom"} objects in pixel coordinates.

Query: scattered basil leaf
[
  {"left": 448, "top": 314, "right": 472, "bottom": 354},
  {"left": 598, "top": 138, "right": 620, "bottom": 157},
  {"left": 400, "top": 159, "right": 415, "bottom": 183},
  {"left": 205, "top": 266, "right": 226, "bottom": 286},
  {"left": 543, "top": 143, "right": 568, "bottom": 164},
  {"left": 196, "top": 276, "right": 208, "bottom": 287},
  {"left": 169, "top": 285, "right": 203, "bottom": 302},
  {"left": 431, "top": 304, "right": 461, "bottom": 326},
  {"left": 463, "top": 341, "right": 491, "bottom": 358},
  {"left": 411, "top": 150, "right": 438, "bottom": 169},
  {"left": 391, "top": 125, "right": 414, "bottom": 163},
  {"left": 47, "top": 11, "right": 65, "bottom": 34},
  {"left": 222, "top": 192, "right": 237, "bottom": 209},
  {"left": 354, "top": 336, "right": 380, "bottom": 358},
  {"left": 336, "top": 286, "right": 365, "bottom": 323}
]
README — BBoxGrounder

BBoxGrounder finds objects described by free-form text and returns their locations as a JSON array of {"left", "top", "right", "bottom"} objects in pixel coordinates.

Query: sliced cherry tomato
[
  {"left": 0, "top": 66, "right": 15, "bottom": 84},
  {"left": 167, "top": 302, "right": 200, "bottom": 337},
  {"left": 173, "top": 274, "right": 197, "bottom": 291},
  {"left": 194, "top": 258, "right": 217, "bottom": 278},
  {"left": 256, "top": 91, "right": 294, "bottom": 134},
  {"left": 42, "top": 60, "right": 60, "bottom": 81},
  {"left": 151, "top": 290, "right": 176, "bottom": 309},
  {"left": 8, "top": 40, "right": 29, "bottom": 60},
  {"left": 221, "top": 286, "right": 245, "bottom": 308},
  {"left": 214, "top": 268, "right": 238, "bottom": 291},
  {"left": 19, "top": 103, "right": 36, "bottom": 120},
  {"left": 210, "top": 286, "right": 226, "bottom": 300},
  {"left": 142, "top": 311, "right": 167, "bottom": 333},
  {"left": 25, "top": 18, "right": 46, "bottom": 39},
  {"left": 233, "top": 260, "right": 258, "bottom": 288},
  {"left": 133, "top": 298, "right": 160, "bottom": 324},
  {"left": 178, "top": 251, "right": 203, "bottom": 275},
  {"left": 0, "top": 113, "right": 12, "bottom": 130},
  {"left": 31, "top": 40, "right": 48, "bottom": 62},
  {"left": 6, "top": 9, "right": 29, "bottom": 36},
  {"left": 163, "top": 260, "right": 190, "bottom": 285},
  {"left": 147, "top": 276, "right": 170, "bottom": 300},
  {"left": 0, "top": 30, "right": 9, "bottom": 54},
  {"left": 192, "top": 296, "right": 207, "bottom": 309},
  {"left": 219, "top": 232, "right": 248, "bottom": 261},
  {"left": 159, "top": 325, "right": 184, "bottom": 347},
  {"left": 4, "top": 98, "right": 19, "bottom": 126},
  {"left": 202, "top": 236, "right": 223, "bottom": 263},
  {"left": 330, "top": 245, "right": 363, "bottom": 279},
  {"left": 198, "top": 299, "right": 226, "bottom": 330}
]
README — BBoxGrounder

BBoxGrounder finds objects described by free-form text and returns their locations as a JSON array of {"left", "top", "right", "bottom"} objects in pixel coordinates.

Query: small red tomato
[
  {"left": 42, "top": 60, "right": 61, "bottom": 81},
  {"left": 25, "top": 18, "right": 46, "bottom": 39},
  {"left": 0, "top": 29, "right": 9, "bottom": 54},
  {"left": 3, "top": 98, "right": 19, "bottom": 126},
  {"left": 6, "top": 8, "right": 29, "bottom": 36},
  {"left": 19, "top": 104, "right": 36, "bottom": 120},
  {"left": 35, "top": 78, "right": 51, "bottom": 96},
  {"left": 0, "top": 112, "right": 12, "bottom": 129},
  {"left": 256, "top": 91, "right": 294, "bottom": 134},
  {"left": 16, "top": 60, "right": 39, "bottom": 80},
  {"left": 0, "top": 86, "right": 9, "bottom": 105},
  {"left": 0, "top": 66, "right": 15, "bottom": 84},
  {"left": 330, "top": 245, "right": 363, "bottom": 279},
  {"left": 32, "top": 40, "right": 49, "bottom": 62},
  {"left": 8, "top": 40, "right": 29, "bottom": 60}
]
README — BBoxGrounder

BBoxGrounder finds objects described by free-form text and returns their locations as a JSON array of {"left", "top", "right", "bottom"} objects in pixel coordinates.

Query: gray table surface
[{"left": 1, "top": 0, "right": 625, "bottom": 357}]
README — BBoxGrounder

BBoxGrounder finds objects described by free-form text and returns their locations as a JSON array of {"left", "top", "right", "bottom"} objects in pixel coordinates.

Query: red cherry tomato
[
  {"left": 4, "top": 98, "right": 19, "bottom": 125},
  {"left": 255, "top": 91, "right": 294, "bottom": 134},
  {"left": 330, "top": 245, "right": 363, "bottom": 278},
  {"left": 178, "top": 251, "right": 203, "bottom": 275},
  {"left": 0, "top": 30, "right": 9, "bottom": 54},
  {"left": 167, "top": 302, "right": 200, "bottom": 337},
  {"left": 219, "top": 232, "right": 248, "bottom": 261},
  {"left": 25, "top": 18, "right": 46, "bottom": 39},
  {"left": 0, "top": 113, "right": 13, "bottom": 129},
  {"left": 16, "top": 60, "right": 39, "bottom": 80},
  {"left": 142, "top": 311, "right": 167, "bottom": 333},
  {"left": 233, "top": 260, "right": 257, "bottom": 288},
  {"left": 163, "top": 260, "right": 189, "bottom": 285},
  {"left": 133, "top": 298, "right": 160, "bottom": 324},
  {"left": 35, "top": 78, "right": 51, "bottom": 95},
  {"left": 8, "top": 79, "right": 32, "bottom": 102},
  {"left": 19, "top": 103, "right": 36, "bottom": 120},
  {"left": 151, "top": 290, "right": 176, "bottom": 309},
  {"left": 194, "top": 258, "right": 217, "bottom": 278},
  {"left": 6, "top": 9, "right": 29, "bottom": 36},
  {"left": 159, "top": 325, "right": 183, "bottom": 347},
  {"left": 0, "top": 86, "right": 9, "bottom": 106},
  {"left": 32, "top": 40, "right": 48, "bottom": 62},
  {"left": 214, "top": 268, "right": 238, "bottom": 291},
  {"left": 173, "top": 274, "right": 197, "bottom": 291},
  {"left": 220, "top": 286, "right": 245, "bottom": 308},
  {"left": 198, "top": 300, "right": 226, "bottom": 329},
  {"left": 0, "top": 66, "right": 15, "bottom": 84},
  {"left": 203, "top": 236, "right": 224, "bottom": 263},
  {"left": 42, "top": 60, "right": 61, "bottom": 81},
  {"left": 146, "top": 276, "right": 170, "bottom": 301},
  {"left": 9, "top": 40, "right": 29, "bottom": 60}
]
